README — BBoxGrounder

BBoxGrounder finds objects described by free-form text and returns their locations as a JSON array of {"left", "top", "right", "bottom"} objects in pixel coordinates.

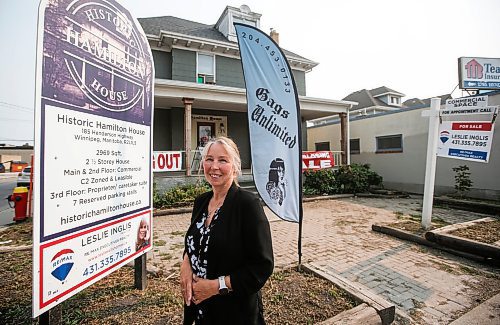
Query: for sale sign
[
  {"left": 437, "top": 121, "right": 494, "bottom": 163},
  {"left": 302, "top": 151, "right": 335, "bottom": 170},
  {"left": 33, "top": 0, "right": 154, "bottom": 317},
  {"left": 153, "top": 151, "right": 183, "bottom": 172}
]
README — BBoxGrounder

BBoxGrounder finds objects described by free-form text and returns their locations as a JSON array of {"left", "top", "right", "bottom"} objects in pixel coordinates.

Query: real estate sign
[
  {"left": 153, "top": 151, "right": 183, "bottom": 172},
  {"left": 437, "top": 121, "right": 494, "bottom": 163},
  {"left": 33, "top": 0, "right": 154, "bottom": 317},
  {"left": 302, "top": 151, "right": 335, "bottom": 170},
  {"left": 459, "top": 57, "right": 500, "bottom": 90}
]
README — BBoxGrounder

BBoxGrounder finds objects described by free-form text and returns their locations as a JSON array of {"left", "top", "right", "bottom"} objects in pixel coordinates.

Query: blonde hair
[{"left": 201, "top": 136, "right": 242, "bottom": 185}]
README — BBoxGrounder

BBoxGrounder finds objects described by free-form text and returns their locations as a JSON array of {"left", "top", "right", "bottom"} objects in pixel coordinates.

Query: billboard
[
  {"left": 33, "top": 0, "right": 154, "bottom": 316},
  {"left": 459, "top": 57, "right": 500, "bottom": 90}
]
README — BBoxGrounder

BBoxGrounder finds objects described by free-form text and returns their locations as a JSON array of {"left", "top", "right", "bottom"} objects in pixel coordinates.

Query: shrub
[
  {"left": 303, "top": 164, "right": 383, "bottom": 195},
  {"left": 452, "top": 165, "right": 472, "bottom": 197},
  {"left": 303, "top": 169, "right": 339, "bottom": 195},
  {"left": 153, "top": 181, "right": 210, "bottom": 209}
]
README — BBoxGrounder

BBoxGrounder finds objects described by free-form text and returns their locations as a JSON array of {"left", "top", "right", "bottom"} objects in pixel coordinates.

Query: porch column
[
  {"left": 183, "top": 97, "right": 194, "bottom": 176},
  {"left": 339, "top": 113, "right": 348, "bottom": 165}
]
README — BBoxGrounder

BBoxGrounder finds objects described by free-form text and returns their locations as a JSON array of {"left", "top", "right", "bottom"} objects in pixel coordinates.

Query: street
[{"left": 0, "top": 176, "right": 19, "bottom": 226}]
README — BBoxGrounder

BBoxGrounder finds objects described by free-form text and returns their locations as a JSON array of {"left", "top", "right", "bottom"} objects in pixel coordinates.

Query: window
[
  {"left": 350, "top": 139, "right": 360, "bottom": 154},
  {"left": 197, "top": 53, "right": 215, "bottom": 84},
  {"left": 376, "top": 134, "right": 403, "bottom": 153},
  {"left": 315, "top": 142, "right": 330, "bottom": 151},
  {"left": 390, "top": 96, "right": 400, "bottom": 105}
]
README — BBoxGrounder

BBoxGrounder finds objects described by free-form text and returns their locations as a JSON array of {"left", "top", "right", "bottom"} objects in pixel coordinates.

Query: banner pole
[{"left": 298, "top": 206, "right": 303, "bottom": 270}]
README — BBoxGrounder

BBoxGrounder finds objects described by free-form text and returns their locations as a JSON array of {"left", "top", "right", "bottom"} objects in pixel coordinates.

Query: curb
[
  {"left": 449, "top": 292, "right": 500, "bottom": 325},
  {"left": 303, "top": 263, "right": 395, "bottom": 325},
  {"left": 434, "top": 196, "right": 500, "bottom": 216},
  {"left": 371, "top": 224, "right": 498, "bottom": 265}
]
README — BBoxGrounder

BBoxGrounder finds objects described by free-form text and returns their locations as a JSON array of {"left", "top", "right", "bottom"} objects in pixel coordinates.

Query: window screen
[
  {"left": 315, "top": 142, "right": 330, "bottom": 151},
  {"left": 376, "top": 134, "right": 403, "bottom": 152},
  {"left": 198, "top": 54, "right": 214, "bottom": 75},
  {"left": 350, "top": 139, "right": 360, "bottom": 154}
]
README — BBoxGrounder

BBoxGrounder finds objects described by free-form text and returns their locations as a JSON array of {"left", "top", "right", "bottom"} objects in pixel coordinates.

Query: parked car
[
  {"left": 17, "top": 166, "right": 31, "bottom": 187},
  {"left": 0, "top": 163, "right": 5, "bottom": 173}
]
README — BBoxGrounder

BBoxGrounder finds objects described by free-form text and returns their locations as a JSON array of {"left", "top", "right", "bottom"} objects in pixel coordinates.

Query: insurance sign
[
  {"left": 33, "top": 0, "right": 154, "bottom": 316},
  {"left": 459, "top": 57, "right": 500, "bottom": 90},
  {"left": 437, "top": 121, "right": 494, "bottom": 163}
]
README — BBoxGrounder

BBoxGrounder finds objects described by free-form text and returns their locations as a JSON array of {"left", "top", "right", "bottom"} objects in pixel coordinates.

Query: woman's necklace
[{"left": 208, "top": 195, "right": 226, "bottom": 217}]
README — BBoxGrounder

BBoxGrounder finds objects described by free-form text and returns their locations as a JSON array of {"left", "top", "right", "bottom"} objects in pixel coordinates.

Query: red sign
[
  {"left": 302, "top": 151, "right": 335, "bottom": 170},
  {"left": 153, "top": 151, "right": 182, "bottom": 171},
  {"left": 452, "top": 122, "right": 492, "bottom": 131}
]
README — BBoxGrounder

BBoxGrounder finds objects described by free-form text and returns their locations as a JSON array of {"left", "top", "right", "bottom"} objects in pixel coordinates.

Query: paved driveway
[{"left": 150, "top": 196, "right": 500, "bottom": 324}]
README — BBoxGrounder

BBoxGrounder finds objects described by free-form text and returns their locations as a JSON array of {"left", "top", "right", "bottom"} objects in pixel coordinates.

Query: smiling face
[
  {"left": 203, "top": 142, "right": 235, "bottom": 189},
  {"left": 139, "top": 221, "right": 148, "bottom": 239}
]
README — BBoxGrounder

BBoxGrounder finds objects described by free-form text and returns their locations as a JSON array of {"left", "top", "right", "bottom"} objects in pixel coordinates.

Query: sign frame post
[{"left": 421, "top": 98, "right": 441, "bottom": 229}]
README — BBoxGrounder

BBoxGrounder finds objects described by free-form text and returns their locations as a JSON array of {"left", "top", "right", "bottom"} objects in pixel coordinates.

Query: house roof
[
  {"left": 342, "top": 86, "right": 406, "bottom": 110},
  {"left": 139, "top": 16, "right": 228, "bottom": 42},
  {"left": 403, "top": 94, "right": 452, "bottom": 108},
  {"left": 370, "top": 86, "right": 405, "bottom": 98},
  {"left": 138, "top": 15, "right": 314, "bottom": 64},
  {"left": 342, "top": 89, "right": 387, "bottom": 110}
]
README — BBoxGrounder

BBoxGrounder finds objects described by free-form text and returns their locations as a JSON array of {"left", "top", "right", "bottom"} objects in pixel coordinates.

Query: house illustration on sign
[{"left": 465, "top": 59, "right": 483, "bottom": 79}]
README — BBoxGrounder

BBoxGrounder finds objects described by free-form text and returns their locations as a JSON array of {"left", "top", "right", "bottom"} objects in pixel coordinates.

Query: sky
[{"left": 1, "top": 0, "right": 500, "bottom": 145}]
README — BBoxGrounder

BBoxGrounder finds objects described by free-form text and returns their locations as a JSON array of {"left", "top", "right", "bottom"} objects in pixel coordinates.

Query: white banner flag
[{"left": 235, "top": 23, "right": 301, "bottom": 223}]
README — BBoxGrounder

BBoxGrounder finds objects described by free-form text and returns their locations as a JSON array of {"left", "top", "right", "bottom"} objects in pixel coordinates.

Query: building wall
[
  {"left": 215, "top": 56, "right": 245, "bottom": 88},
  {"left": 292, "top": 70, "right": 306, "bottom": 96},
  {"left": 152, "top": 50, "right": 172, "bottom": 79},
  {"left": 162, "top": 48, "right": 307, "bottom": 94},
  {"left": 172, "top": 49, "right": 196, "bottom": 82},
  {"left": 307, "top": 93, "right": 500, "bottom": 200},
  {"left": 0, "top": 148, "right": 34, "bottom": 168}
]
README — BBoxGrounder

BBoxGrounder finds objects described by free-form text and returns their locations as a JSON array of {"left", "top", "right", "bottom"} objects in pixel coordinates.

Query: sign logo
[
  {"left": 440, "top": 130, "right": 450, "bottom": 143},
  {"left": 42, "top": 0, "right": 153, "bottom": 114},
  {"left": 51, "top": 249, "right": 75, "bottom": 282},
  {"left": 465, "top": 59, "right": 483, "bottom": 79}
]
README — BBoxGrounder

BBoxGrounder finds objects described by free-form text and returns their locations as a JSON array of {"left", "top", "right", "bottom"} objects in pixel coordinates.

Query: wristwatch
[{"left": 218, "top": 276, "right": 229, "bottom": 295}]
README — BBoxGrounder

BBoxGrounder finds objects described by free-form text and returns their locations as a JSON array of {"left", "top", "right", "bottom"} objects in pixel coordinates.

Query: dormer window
[
  {"left": 197, "top": 53, "right": 215, "bottom": 84},
  {"left": 390, "top": 96, "right": 400, "bottom": 105},
  {"left": 215, "top": 5, "right": 261, "bottom": 42}
]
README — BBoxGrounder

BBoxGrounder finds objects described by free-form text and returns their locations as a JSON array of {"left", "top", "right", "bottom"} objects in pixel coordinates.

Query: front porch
[{"left": 153, "top": 79, "right": 355, "bottom": 178}]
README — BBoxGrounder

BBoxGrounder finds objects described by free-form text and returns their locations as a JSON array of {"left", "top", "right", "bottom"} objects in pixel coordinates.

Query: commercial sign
[
  {"left": 442, "top": 96, "right": 497, "bottom": 116},
  {"left": 459, "top": 57, "right": 500, "bottom": 90},
  {"left": 153, "top": 151, "right": 182, "bottom": 172},
  {"left": 302, "top": 151, "right": 335, "bottom": 170},
  {"left": 437, "top": 121, "right": 494, "bottom": 163},
  {"left": 33, "top": 0, "right": 154, "bottom": 317}
]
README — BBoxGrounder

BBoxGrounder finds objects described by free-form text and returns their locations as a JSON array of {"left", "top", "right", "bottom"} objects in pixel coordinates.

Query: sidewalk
[{"left": 149, "top": 195, "right": 500, "bottom": 324}]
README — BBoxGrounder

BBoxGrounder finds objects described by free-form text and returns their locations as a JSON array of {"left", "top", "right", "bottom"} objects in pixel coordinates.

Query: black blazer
[{"left": 184, "top": 183, "right": 274, "bottom": 324}]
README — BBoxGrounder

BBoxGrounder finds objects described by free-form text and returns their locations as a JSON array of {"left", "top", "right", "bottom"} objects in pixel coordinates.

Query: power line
[
  {"left": 0, "top": 102, "right": 34, "bottom": 114},
  {"left": 0, "top": 101, "right": 33, "bottom": 111},
  {"left": 0, "top": 117, "right": 33, "bottom": 122}
]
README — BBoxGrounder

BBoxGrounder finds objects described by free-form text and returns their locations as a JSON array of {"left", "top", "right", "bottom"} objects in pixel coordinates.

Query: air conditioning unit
[{"left": 205, "top": 75, "right": 215, "bottom": 84}]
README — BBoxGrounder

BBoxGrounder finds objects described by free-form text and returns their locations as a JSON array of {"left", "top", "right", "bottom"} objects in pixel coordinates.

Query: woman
[
  {"left": 180, "top": 136, "right": 274, "bottom": 324},
  {"left": 135, "top": 218, "right": 150, "bottom": 251}
]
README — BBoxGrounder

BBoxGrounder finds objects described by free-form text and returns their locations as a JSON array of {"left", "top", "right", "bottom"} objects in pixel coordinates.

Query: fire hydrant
[{"left": 7, "top": 187, "right": 29, "bottom": 222}]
